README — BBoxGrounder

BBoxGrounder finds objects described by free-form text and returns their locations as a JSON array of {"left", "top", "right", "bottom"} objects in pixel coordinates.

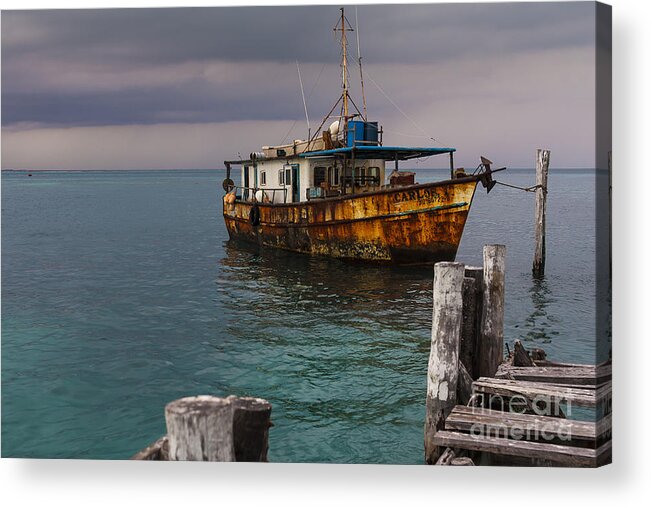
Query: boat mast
[
  {"left": 308, "top": 9, "right": 359, "bottom": 149},
  {"left": 336, "top": 7, "right": 353, "bottom": 121}
]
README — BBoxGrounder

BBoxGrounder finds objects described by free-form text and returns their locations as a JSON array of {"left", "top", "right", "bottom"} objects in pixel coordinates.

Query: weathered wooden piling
[
  {"left": 533, "top": 149, "right": 550, "bottom": 277},
  {"left": 229, "top": 395, "right": 272, "bottom": 462},
  {"left": 425, "top": 261, "right": 465, "bottom": 464},
  {"left": 165, "top": 395, "right": 235, "bottom": 461},
  {"left": 133, "top": 394, "right": 273, "bottom": 462},
  {"left": 425, "top": 246, "right": 611, "bottom": 467},
  {"left": 477, "top": 245, "right": 506, "bottom": 378},
  {"left": 462, "top": 266, "right": 483, "bottom": 380}
]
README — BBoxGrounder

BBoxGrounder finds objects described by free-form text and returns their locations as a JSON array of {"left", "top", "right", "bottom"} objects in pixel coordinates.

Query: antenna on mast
[
  {"left": 355, "top": 7, "right": 368, "bottom": 121},
  {"left": 296, "top": 60, "right": 310, "bottom": 141},
  {"left": 334, "top": 7, "right": 354, "bottom": 121}
]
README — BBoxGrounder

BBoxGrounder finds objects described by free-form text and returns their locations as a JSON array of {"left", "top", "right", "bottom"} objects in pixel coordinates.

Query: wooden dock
[
  {"left": 434, "top": 357, "right": 612, "bottom": 467},
  {"left": 425, "top": 246, "right": 612, "bottom": 467}
]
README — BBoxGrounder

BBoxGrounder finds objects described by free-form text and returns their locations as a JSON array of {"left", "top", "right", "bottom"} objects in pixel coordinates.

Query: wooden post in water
[
  {"left": 462, "top": 266, "right": 483, "bottom": 380},
  {"left": 165, "top": 395, "right": 235, "bottom": 461},
  {"left": 229, "top": 396, "right": 272, "bottom": 462},
  {"left": 477, "top": 245, "right": 506, "bottom": 378},
  {"left": 460, "top": 276, "right": 477, "bottom": 378},
  {"left": 533, "top": 149, "right": 550, "bottom": 277},
  {"left": 425, "top": 261, "right": 465, "bottom": 464}
]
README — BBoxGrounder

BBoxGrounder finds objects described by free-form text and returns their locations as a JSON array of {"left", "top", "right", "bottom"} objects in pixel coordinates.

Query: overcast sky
[{"left": 2, "top": 2, "right": 601, "bottom": 170}]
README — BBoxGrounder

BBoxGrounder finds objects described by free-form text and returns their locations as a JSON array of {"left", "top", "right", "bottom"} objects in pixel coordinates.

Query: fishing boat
[{"left": 222, "top": 8, "right": 503, "bottom": 265}]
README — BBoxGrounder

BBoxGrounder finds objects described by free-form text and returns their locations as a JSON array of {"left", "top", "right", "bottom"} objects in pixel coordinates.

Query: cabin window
[
  {"left": 260, "top": 170, "right": 267, "bottom": 186},
  {"left": 314, "top": 166, "right": 327, "bottom": 187},
  {"left": 285, "top": 167, "right": 292, "bottom": 185},
  {"left": 327, "top": 165, "right": 341, "bottom": 186},
  {"left": 278, "top": 170, "right": 284, "bottom": 185}
]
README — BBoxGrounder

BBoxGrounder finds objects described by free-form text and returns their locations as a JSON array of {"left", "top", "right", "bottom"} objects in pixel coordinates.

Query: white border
[{"left": 1, "top": 0, "right": 649, "bottom": 505}]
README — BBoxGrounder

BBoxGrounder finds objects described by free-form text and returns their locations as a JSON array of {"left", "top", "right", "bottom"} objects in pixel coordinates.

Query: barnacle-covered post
[{"left": 425, "top": 261, "right": 465, "bottom": 464}]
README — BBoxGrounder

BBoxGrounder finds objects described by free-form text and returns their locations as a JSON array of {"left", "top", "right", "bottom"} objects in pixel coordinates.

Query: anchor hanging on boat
[{"left": 476, "top": 156, "right": 506, "bottom": 194}]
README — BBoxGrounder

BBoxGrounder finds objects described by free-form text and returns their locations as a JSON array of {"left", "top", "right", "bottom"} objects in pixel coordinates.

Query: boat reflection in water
[
  {"left": 216, "top": 241, "right": 438, "bottom": 462},
  {"left": 219, "top": 240, "right": 434, "bottom": 343}
]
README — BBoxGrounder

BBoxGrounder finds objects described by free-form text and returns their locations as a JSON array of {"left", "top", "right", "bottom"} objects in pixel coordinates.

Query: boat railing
[
  {"left": 230, "top": 185, "right": 289, "bottom": 204},
  {"left": 348, "top": 175, "right": 381, "bottom": 186}
]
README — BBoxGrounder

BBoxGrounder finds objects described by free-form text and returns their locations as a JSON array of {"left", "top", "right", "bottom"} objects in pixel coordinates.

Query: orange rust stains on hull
[{"left": 223, "top": 179, "right": 478, "bottom": 265}]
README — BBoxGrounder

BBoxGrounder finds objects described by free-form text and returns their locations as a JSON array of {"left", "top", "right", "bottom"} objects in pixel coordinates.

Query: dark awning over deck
[
  {"left": 223, "top": 145, "right": 456, "bottom": 166},
  {"left": 299, "top": 145, "right": 456, "bottom": 160}
]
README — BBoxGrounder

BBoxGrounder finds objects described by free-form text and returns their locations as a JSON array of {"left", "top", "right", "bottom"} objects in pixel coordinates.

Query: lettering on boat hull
[{"left": 223, "top": 179, "right": 478, "bottom": 265}]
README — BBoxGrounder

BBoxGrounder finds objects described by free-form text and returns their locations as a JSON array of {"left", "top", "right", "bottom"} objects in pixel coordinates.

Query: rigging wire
[
  {"left": 281, "top": 10, "right": 451, "bottom": 150},
  {"left": 282, "top": 9, "right": 449, "bottom": 151},
  {"left": 279, "top": 62, "right": 328, "bottom": 145},
  {"left": 355, "top": 7, "right": 368, "bottom": 120},
  {"left": 296, "top": 60, "right": 310, "bottom": 139},
  {"left": 381, "top": 129, "right": 443, "bottom": 140},
  {"left": 365, "top": 70, "right": 447, "bottom": 146}
]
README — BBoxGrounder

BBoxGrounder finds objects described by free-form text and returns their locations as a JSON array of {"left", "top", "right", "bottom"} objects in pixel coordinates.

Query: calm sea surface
[{"left": 1, "top": 168, "right": 607, "bottom": 462}]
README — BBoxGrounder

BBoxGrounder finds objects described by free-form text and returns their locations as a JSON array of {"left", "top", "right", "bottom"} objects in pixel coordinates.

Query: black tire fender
[{"left": 249, "top": 204, "right": 261, "bottom": 226}]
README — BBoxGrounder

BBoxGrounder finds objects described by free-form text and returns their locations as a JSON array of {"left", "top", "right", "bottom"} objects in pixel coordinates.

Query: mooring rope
[{"left": 495, "top": 181, "right": 545, "bottom": 193}]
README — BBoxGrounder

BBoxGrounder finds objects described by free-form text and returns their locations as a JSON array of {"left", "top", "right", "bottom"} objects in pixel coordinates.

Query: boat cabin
[{"left": 224, "top": 119, "right": 457, "bottom": 204}]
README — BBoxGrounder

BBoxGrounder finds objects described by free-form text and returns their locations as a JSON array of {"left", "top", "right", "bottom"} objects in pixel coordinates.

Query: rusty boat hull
[{"left": 223, "top": 176, "right": 479, "bottom": 265}]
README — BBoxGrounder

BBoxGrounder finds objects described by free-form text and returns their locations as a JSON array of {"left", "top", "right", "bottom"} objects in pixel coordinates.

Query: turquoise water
[{"left": 1, "top": 169, "right": 607, "bottom": 462}]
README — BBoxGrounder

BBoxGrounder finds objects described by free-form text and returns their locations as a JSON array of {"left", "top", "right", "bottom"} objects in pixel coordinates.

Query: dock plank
[
  {"left": 433, "top": 430, "right": 611, "bottom": 467},
  {"left": 473, "top": 377, "right": 611, "bottom": 407},
  {"left": 495, "top": 364, "right": 611, "bottom": 385},
  {"left": 445, "top": 405, "right": 610, "bottom": 444}
]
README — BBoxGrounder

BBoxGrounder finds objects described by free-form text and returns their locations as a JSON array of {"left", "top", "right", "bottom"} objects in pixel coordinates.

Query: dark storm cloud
[
  {"left": 2, "top": 2, "right": 602, "bottom": 170},
  {"left": 2, "top": 3, "right": 594, "bottom": 65},
  {"left": 2, "top": 69, "right": 333, "bottom": 127},
  {"left": 1, "top": 3, "right": 595, "bottom": 128}
]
